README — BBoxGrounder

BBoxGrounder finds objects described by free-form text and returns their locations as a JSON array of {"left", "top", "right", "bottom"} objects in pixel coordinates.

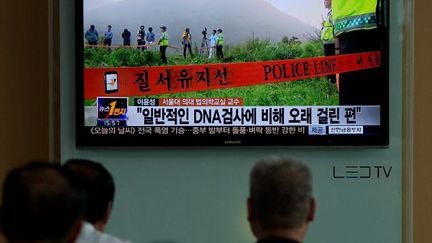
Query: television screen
[{"left": 76, "top": 0, "right": 389, "bottom": 146}]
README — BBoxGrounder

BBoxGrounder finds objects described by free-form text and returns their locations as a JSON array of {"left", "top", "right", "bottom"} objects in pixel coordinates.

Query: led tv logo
[{"left": 332, "top": 166, "right": 392, "bottom": 179}]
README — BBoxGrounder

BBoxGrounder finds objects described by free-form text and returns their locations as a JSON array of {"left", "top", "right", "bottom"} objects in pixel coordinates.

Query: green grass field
[{"left": 84, "top": 39, "right": 338, "bottom": 106}]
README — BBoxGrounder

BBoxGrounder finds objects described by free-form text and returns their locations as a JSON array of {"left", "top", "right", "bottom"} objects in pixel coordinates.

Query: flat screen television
[{"left": 76, "top": 0, "right": 389, "bottom": 146}]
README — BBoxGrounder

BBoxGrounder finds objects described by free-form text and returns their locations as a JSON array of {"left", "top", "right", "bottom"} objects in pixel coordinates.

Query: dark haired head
[
  {"left": 63, "top": 159, "right": 115, "bottom": 227},
  {"left": 149, "top": 27, "right": 153, "bottom": 32},
  {"left": 0, "top": 162, "right": 83, "bottom": 242},
  {"left": 90, "top": 25, "right": 95, "bottom": 29}
]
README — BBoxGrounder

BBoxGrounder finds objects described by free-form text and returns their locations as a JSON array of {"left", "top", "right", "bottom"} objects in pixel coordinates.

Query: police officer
[
  {"left": 321, "top": 0, "right": 336, "bottom": 84},
  {"left": 333, "top": 0, "right": 385, "bottom": 105},
  {"left": 216, "top": 29, "right": 224, "bottom": 59},
  {"left": 159, "top": 26, "right": 169, "bottom": 64}
]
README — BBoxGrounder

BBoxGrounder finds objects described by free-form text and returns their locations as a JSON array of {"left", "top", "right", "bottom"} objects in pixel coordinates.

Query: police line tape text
[{"left": 264, "top": 59, "right": 337, "bottom": 81}]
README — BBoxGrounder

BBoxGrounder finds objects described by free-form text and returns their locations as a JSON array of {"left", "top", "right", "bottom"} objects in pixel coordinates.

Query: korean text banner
[{"left": 84, "top": 51, "right": 380, "bottom": 99}]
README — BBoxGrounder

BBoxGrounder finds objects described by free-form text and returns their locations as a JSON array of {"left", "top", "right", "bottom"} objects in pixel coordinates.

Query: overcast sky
[
  {"left": 84, "top": 0, "right": 324, "bottom": 28},
  {"left": 264, "top": 0, "right": 324, "bottom": 27}
]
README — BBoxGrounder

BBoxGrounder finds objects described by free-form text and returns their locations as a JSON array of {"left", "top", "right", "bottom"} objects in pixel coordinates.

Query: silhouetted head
[
  {"left": 0, "top": 162, "right": 84, "bottom": 243},
  {"left": 63, "top": 159, "right": 115, "bottom": 232},
  {"left": 247, "top": 157, "right": 315, "bottom": 242}
]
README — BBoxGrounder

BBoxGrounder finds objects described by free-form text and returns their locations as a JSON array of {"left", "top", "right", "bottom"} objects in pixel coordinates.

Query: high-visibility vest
[
  {"left": 160, "top": 32, "right": 169, "bottom": 46},
  {"left": 332, "top": 0, "right": 377, "bottom": 36},
  {"left": 321, "top": 10, "right": 335, "bottom": 44},
  {"left": 217, "top": 34, "right": 224, "bottom": 46}
]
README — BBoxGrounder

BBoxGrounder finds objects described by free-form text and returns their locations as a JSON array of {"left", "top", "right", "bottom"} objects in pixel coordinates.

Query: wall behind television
[
  {"left": 60, "top": 1, "right": 403, "bottom": 243},
  {"left": 0, "top": 0, "right": 52, "bottom": 194}
]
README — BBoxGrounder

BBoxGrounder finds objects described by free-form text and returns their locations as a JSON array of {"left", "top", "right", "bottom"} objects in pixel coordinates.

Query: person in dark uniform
[
  {"left": 137, "top": 25, "right": 146, "bottom": 51},
  {"left": 333, "top": 0, "right": 385, "bottom": 105},
  {"left": 122, "top": 29, "right": 131, "bottom": 46},
  {"left": 85, "top": 25, "right": 98, "bottom": 46}
]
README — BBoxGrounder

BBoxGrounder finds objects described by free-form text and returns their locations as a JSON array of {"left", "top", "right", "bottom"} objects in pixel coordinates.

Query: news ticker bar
[
  {"left": 87, "top": 125, "right": 369, "bottom": 136},
  {"left": 86, "top": 98, "right": 380, "bottom": 127}
]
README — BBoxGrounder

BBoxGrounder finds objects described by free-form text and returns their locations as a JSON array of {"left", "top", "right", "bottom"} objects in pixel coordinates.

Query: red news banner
[{"left": 84, "top": 51, "right": 381, "bottom": 99}]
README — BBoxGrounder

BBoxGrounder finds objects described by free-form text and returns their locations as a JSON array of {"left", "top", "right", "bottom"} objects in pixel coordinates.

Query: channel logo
[{"left": 97, "top": 97, "right": 128, "bottom": 120}]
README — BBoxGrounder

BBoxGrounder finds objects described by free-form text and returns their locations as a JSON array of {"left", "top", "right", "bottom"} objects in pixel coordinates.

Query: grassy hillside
[{"left": 84, "top": 39, "right": 338, "bottom": 106}]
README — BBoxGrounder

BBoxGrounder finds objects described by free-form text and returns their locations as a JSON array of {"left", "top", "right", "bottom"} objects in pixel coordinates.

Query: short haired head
[
  {"left": 248, "top": 157, "right": 315, "bottom": 240},
  {"left": 108, "top": 25, "right": 112, "bottom": 29},
  {"left": 186, "top": 28, "right": 190, "bottom": 32},
  {"left": 217, "top": 29, "right": 222, "bottom": 33},
  {"left": 63, "top": 159, "right": 114, "bottom": 231},
  {"left": 90, "top": 25, "right": 95, "bottom": 30},
  {"left": 0, "top": 162, "right": 83, "bottom": 243},
  {"left": 148, "top": 27, "right": 153, "bottom": 32},
  {"left": 212, "top": 29, "right": 217, "bottom": 34},
  {"left": 324, "top": 0, "right": 332, "bottom": 9}
]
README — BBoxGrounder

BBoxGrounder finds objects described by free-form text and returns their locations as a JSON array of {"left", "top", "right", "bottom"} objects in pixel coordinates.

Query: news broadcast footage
[{"left": 77, "top": 0, "right": 389, "bottom": 146}]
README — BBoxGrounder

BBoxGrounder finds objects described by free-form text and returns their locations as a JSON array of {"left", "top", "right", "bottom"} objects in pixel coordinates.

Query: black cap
[{"left": 160, "top": 26, "right": 167, "bottom": 30}]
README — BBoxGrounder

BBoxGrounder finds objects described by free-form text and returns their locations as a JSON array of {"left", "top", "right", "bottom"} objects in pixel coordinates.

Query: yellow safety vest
[
  {"left": 321, "top": 10, "right": 335, "bottom": 44},
  {"left": 160, "top": 32, "right": 169, "bottom": 46},
  {"left": 217, "top": 34, "right": 224, "bottom": 46},
  {"left": 332, "top": 0, "right": 377, "bottom": 36}
]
